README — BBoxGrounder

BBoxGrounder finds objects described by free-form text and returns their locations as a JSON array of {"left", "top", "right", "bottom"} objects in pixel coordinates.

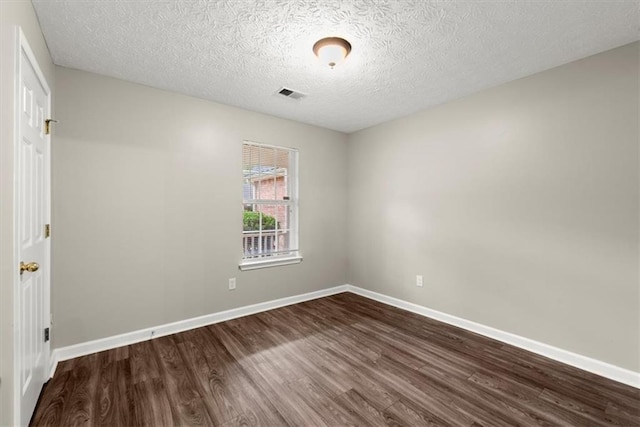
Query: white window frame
[{"left": 240, "top": 141, "right": 301, "bottom": 271}]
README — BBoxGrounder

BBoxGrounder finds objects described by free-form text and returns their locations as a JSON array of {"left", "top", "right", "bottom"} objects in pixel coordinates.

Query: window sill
[{"left": 239, "top": 255, "right": 303, "bottom": 271}]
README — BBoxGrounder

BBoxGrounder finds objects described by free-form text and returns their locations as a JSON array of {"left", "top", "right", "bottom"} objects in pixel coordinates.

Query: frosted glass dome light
[{"left": 313, "top": 37, "right": 352, "bottom": 69}]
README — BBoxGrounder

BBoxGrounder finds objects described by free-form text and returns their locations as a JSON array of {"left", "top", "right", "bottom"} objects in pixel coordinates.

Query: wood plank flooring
[{"left": 31, "top": 293, "right": 640, "bottom": 426}]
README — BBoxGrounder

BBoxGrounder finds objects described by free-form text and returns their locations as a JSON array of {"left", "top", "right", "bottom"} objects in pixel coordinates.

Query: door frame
[{"left": 13, "top": 26, "right": 52, "bottom": 426}]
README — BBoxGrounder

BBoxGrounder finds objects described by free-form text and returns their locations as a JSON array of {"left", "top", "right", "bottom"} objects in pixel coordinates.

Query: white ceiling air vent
[{"left": 276, "top": 87, "right": 306, "bottom": 100}]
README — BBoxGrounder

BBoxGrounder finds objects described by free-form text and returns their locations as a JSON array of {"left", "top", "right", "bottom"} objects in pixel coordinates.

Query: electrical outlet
[
  {"left": 416, "top": 275, "right": 423, "bottom": 287},
  {"left": 229, "top": 277, "right": 236, "bottom": 290}
]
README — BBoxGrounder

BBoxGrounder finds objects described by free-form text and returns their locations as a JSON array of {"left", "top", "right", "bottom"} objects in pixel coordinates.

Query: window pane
[
  {"left": 242, "top": 146, "right": 289, "bottom": 170},
  {"left": 242, "top": 203, "right": 294, "bottom": 258},
  {"left": 242, "top": 142, "right": 297, "bottom": 261}
]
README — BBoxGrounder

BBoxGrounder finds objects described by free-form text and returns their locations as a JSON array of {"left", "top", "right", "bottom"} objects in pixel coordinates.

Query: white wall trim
[
  {"left": 345, "top": 285, "right": 640, "bottom": 389},
  {"left": 49, "top": 283, "right": 639, "bottom": 389},
  {"left": 48, "top": 285, "right": 349, "bottom": 377},
  {"left": 239, "top": 255, "right": 303, "bottom": 271}
]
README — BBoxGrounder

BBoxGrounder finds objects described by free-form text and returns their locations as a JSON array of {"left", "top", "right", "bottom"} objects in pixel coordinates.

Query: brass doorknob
[{"left": 20, "top": 261, "right": 39, "bottom": 275}]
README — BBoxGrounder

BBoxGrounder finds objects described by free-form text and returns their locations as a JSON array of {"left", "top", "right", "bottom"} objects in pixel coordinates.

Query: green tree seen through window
[{"left": 243, "top": 211, "right": 277, "bottom": 231}]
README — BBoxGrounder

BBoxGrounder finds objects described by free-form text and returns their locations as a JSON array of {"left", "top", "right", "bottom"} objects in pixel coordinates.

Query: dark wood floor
[{"left": 31, "top": 293, "right": 639, "bottom": 426}]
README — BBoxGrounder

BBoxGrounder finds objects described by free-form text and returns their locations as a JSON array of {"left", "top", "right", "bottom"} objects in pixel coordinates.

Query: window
[{"left": 240, "top": 141, "right": 300, "bottom": 270}]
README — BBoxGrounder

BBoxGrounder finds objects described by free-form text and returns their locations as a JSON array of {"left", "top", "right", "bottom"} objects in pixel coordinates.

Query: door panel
[{"left": 17, "top": 41, "right": 50, "bottom": 426}]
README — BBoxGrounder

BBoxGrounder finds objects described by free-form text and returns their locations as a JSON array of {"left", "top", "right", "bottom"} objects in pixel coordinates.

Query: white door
[{"left": 15, "top": 29, "right": 51, "bottom": 427}]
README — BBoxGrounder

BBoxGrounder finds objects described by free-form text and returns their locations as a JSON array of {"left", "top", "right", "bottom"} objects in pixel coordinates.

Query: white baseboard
[
  {"left": 49, "top": 283, "right": 639, "bottom": 389},
  {"left": 345, "top": 285, "right": 640, "bottom": 389},
  {"left": 48, "top": 352, "right": 58, "bottom": 379},
  {"left": 49, "top": 285, "right": 349, "bottom": 377}
]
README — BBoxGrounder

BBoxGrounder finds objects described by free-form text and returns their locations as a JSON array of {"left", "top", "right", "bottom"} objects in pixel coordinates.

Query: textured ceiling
[{"left": 33, "top": 0, "right": 639, "bottom": 133}]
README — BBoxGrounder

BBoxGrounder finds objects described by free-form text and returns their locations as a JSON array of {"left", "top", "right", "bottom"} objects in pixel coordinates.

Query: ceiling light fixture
[{"left": 313, "top": 37, "right": 352, "bottom": 69}]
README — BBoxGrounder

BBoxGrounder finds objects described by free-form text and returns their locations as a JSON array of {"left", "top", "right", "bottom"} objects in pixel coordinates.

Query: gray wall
[
  {"left": 347, "top": 42, "right": 639, "bottom": 371},
  {"left": 52, "top": 67, "right": 348, "bottom": 348},
  {"left": 0, "top": 1, "right": 55, "bottom": 424}
]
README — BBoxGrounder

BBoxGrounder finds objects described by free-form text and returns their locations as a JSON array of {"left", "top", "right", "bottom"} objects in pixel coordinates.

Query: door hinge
[
  {"left": 44, "top": 119, "right": 57, "bottom": 135},
  {"left": 45, "top": 224, "right": 50, "bottom": 238},
  {"left": 44, "top": 327, "right": 50, "bottom": 342}
]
